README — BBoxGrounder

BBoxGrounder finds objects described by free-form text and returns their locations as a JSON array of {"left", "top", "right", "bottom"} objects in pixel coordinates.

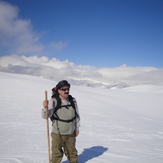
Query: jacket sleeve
[
  {"left": 41, "top": 99, "right": 55, "bottom": 119},
  {"left": 74, "top": 98, "right": 80, "bottom": 131}
]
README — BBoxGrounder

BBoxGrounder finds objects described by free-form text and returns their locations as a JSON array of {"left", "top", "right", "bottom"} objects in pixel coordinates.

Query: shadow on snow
[{"left": 62, "top": 146, "right": 108, "bottom": 163}]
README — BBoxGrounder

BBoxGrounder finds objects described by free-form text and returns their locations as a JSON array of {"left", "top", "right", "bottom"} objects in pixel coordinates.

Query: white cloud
[
  {"left": 0, "top": 1, "right": 44, "bottom": 55},
  {"left": 0, "top": 55, "right": 163, "bottom": 88},
  {"left": 96, "top": 65, "right": 158, "bottom": 78},
  {"left": 96, "top": 65, "right": 162, "bottom": 86},
  {"left": 0, "top": 1, "right": 70, "bottom": 56},
  {"left": 49, "top": 40, "right": 69, "bottom": 51}
]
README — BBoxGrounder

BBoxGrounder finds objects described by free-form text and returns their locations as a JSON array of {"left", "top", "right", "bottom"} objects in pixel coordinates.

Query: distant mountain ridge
[{"left": 0, "top": 55, "right": 163, "bottom": 89}]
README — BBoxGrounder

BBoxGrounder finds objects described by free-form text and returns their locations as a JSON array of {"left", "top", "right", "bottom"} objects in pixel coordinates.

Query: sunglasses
[{"left": 60, "top": 88, "right": 70, "bottom": 91}]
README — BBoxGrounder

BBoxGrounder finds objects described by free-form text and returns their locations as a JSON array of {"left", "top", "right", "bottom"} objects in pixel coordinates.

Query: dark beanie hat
[{"left": 56, "top": 80, "right": 70, "bottom": 89}]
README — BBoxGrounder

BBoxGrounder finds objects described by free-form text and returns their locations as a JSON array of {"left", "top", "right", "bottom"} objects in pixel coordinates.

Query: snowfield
[{"left": 0, "top": 72, "right": 163, "bottom": 163}]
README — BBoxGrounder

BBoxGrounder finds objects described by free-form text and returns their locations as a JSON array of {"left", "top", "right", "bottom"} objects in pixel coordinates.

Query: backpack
[{"left": 50, "top": 87, "right": 78, "bottom": 122}]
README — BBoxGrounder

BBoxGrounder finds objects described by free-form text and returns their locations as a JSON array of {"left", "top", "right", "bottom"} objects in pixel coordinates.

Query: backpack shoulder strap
[
  {"left": 68, "top": 95, "right": 79, "bottom": 118},
  {"left": 53, "top": 96, "right": 61, "bottom": 113},
  {"left": 68, "top": 95, "right": 76, "bottom": 109},
  {"left": 50, "top": 96, "right": 61, "bottom": 121}
]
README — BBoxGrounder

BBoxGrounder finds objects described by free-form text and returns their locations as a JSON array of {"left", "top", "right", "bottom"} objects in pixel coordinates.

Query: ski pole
[{"left": 45, "top": 90, "right": 51, "bottom": 163}]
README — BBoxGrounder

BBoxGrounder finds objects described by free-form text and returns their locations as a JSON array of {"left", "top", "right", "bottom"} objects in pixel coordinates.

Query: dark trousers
[{"left": 51, "top": 132, "right": 78, "bottom": 163}]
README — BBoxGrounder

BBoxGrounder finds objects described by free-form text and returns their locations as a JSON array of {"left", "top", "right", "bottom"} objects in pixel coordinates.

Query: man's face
[{"left": 58, "top": 85, "right": 70, "bottom": 99}]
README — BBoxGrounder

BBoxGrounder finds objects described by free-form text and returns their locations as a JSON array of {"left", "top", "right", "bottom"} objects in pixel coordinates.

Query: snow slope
[{"left": 0, "top": 72, "right": 163, "bottom": 163}]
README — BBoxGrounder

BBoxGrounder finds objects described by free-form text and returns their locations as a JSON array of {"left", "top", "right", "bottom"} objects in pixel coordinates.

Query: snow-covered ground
[{"left": 0, "top": 72, "right": 163, "bottom": 163}]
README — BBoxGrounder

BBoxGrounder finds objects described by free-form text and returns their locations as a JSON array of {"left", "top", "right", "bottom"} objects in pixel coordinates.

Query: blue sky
[{"left": 0, "top": 0, "right": 163, "bottom": 68}]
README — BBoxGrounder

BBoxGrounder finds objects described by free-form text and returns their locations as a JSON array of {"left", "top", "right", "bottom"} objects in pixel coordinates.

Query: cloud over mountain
[{"left": 0, "top": 55, "right": 163, "bottom": 88}]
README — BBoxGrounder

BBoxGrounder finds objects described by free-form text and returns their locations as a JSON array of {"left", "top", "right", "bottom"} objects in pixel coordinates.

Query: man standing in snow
[{"left": 42, "top": 80, "right": 80, "bottom": 163}]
